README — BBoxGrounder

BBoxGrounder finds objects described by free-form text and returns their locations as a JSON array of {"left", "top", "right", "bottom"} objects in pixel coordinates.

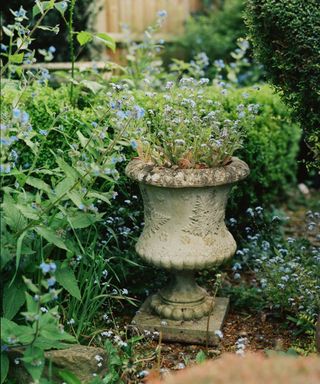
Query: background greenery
[{"left": 246, "top": 0, "right": 320, "bottom": 170}]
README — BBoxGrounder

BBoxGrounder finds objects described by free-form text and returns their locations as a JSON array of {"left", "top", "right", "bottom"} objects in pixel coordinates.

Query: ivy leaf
[
  {"left": 55, "top": 267, "right": 81, "bottom": 300},
  {"left": 35, "top": 226, "right": 70, "bottom": 251},
  {"left": 76, "top": 31, "right": 93, "bottom": 46},
  {"left": 94, "top": 33, "right": 116, "bottom": 52}
]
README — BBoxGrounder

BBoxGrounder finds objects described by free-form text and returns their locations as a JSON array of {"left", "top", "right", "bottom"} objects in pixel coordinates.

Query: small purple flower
[
  {"left": 130, "top": 139, "right": 138, "bottom": 150},
  {"left": 39, "top": 129, "right": 48, "bottom": 136},
  {"left": 40, "top": 262, "right": 51, "bottom": 274},
  {"left": 133, "top": 105, "right": 145, "bottom": 119},
  {"left": 21, "top": 111, "right": 29, "bottom": 124},
  {"left": 157, "top": 10, "right": 167, "bottom": 18},
  {"left": 47, "top": 277, "right": 56, "bottom": 287},
  {"left": 48, "top": 46, "right": 56, "bottom": 53},
  {"left": 12, "top": 108, "right": 21, "bottom": 119}
]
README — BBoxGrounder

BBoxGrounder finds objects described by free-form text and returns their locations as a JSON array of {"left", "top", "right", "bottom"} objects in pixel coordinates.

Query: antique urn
[{"left": 126, "top": 157, "right": 249, "bottom": 321}]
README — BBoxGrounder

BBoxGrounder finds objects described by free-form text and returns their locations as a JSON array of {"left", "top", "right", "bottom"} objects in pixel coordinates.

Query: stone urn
[{"left": 126, "top": 157, "right": 249, "bottom": 322}]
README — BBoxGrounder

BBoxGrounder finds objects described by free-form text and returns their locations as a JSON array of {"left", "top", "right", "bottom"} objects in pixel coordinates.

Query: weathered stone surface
[
  {"left": 125, "top": 157, "right": 249, "bottom": 188},
  {"left": 9, "top": 345, "right": 108, "bottom": 383},
  {"left": 45, "top": 345, "right": 108, "bottom": 382},
  {"left": 126, "top": 157, "right": 249, "bottom": 322},
  {"left": 148, "top": 353, "right": 320, "bottom": 384},
  {"left": 131, "top": 296, "right": 229, "bottom": 346}
]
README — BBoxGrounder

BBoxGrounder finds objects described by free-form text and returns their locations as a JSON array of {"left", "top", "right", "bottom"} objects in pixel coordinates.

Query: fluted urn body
[{"left": 126, "top": 157, "right": 249, "bottom": 321}]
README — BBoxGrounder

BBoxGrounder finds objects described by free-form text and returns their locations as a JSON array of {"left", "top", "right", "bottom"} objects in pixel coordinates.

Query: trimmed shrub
[
  {"left": 225, "top": 85, "right": 301, "bottom": 212},
  {"left": 246, "top": 0, "right": 320, "bottom": 168}
]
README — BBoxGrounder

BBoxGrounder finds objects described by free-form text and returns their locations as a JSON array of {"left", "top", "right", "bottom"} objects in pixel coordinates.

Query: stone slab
[{"left": 130, "top": 296, "right": 229, "bottom": 346}]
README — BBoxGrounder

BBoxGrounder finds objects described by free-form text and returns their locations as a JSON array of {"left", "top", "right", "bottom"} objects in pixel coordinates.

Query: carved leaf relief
[{"left": 182, "top": 192, "right": 221, "bottom": 237}]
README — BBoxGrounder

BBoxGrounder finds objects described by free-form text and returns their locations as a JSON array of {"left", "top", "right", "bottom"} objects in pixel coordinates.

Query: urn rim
[{"left": 125, "top": 157, "right": 250, "bottom": 188}]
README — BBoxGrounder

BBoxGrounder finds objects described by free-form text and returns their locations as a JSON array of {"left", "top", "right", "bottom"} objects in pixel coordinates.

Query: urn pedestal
[{"left": 126, "top": 157, "right": 249, "bottom": 344}]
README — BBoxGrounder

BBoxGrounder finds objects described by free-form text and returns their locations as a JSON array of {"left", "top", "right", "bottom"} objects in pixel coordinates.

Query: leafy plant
[
  {"left": 246, "top": 0, "right": 320, "bottom": 168},
  {"left": 1, "top": 268, "right": 75, "bottom": 383}
]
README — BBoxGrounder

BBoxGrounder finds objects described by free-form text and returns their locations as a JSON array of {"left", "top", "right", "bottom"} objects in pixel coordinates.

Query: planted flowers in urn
[{"left": 126, "top": 78, "right": 254, "bottom": 343}]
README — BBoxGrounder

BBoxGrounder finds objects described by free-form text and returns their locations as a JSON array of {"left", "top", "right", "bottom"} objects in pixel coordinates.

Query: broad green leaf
[
  {"left": 10, "top": 53, "right": 24, "bottom": 64},
  {"left": 58, "top": 370, "right": 81, "bottom": 384},
  {"left": 56, "top": 158, "right": 79, "bottom": 181},
  {"left": 25, "top": 291, "right": 38, "bottom": 313},
  {"left": 2, "top": 193, "right": 27, "bottom": 231},
  {"left": 33, "top": 337, "right": 73, "bottom": 350},
  {"left": 1, "top": 317, "right": 34, "bottom": 344},
  {"left": 81, "top": 80, "right": 104, "bottom": 94},
  {"left": 40, "top": 325, "right": 75, "bottom": 342},
  {"left": 95, "top": 33, "right": 116, "bottom": 52},
  {"left": 0, "top": 353, "right": 9, "bottom": 384},
  {"left": 16, "top": 204, "right": 39, "bottom": 220},
  {"left": 76, "top": 131, "right": 89, "bottom": 147},
  {"left": 16, "top": 230, "right": 28, "bottom": 272},
  {"left": 76, "top": 31, "right": 92, "bottom": 46},
  {"left": 35, "top": 226, "right": 69, "bottom": 251},
  {"left": 26, "top": 176, "right": 51, "bottom": 194},
  {"left": 68, "top": 213, "right": 98, "bottom": 229},
  {"left": 23, "top": 278, "right": 40, "bottom": 295},
  {"left": 87, "top": 191, "right": 111, "bottom": 204},
  {"left": 3, "top": 279, "right": 26, "bottom": 319},
  {"left": 67, "top": 191, "right": 83, "bottom": 208},
  {"left": 55, "top": 267, "right": 81, "bottom": 300},
  {"left": 55, "top": 177, "right": 75, "bottom": 199},
  {"left": 22, "top": 346, "right": 44, "bottom": 381}
]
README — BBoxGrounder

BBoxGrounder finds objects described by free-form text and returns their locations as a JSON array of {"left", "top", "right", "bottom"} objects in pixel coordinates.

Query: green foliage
[
  {"left": 246, "top": 0, "right": 320, "bottom": 168},
  {"left": 1, "top": 0, "right": 94, "bottom": 62},
  {"left": 225, "top": 85, "right": 301, "bottom": 211},
  {"left": 230, "top": 208, "right": 320, "bottom": 328},
  {"left": 1, "top": 272, "right": 75, "bottom": 383},
  {"left": 174, "top": 0, "right": 247, "bottom": 64}
]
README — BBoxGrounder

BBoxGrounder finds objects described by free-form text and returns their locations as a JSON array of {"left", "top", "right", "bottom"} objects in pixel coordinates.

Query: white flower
[{"left": 214, "top": 330, "right": 223, "bottom": 339}]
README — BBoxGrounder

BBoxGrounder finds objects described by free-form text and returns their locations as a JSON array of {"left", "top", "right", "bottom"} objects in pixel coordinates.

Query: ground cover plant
[{"left": 0, "top": 1, "right": 319, "bottom": 383}]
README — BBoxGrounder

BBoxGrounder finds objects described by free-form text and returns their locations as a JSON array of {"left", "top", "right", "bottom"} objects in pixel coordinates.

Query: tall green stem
[{"left": 69, "top": 0, "right": 76, "bottom": 106}]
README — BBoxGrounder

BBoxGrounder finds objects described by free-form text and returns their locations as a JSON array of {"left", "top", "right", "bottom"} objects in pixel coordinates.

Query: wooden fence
[{"left": 96, "top": 0, "right": 204, "bottom": 42}]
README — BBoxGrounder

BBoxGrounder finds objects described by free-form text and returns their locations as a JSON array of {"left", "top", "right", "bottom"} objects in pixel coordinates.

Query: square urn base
[{"left": 130, "top": 296, "right": 229, "bottom": 346}]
